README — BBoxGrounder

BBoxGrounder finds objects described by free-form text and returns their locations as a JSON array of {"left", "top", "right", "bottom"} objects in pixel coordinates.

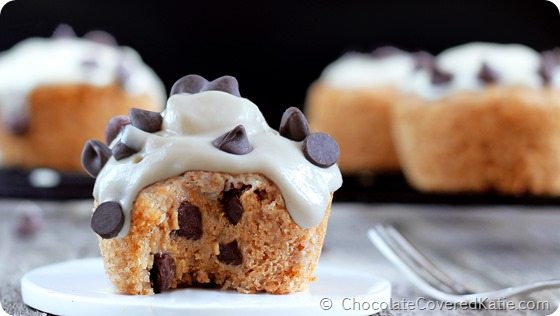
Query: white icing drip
[
  {"left": 411, "top": 43, "right": 543, "bottom": 99},
  {"left": 319, "top": 53, "right": 417, "bottom": 89},
  {"left": 94, "top": 91, "right": 342, "bottom": 236},
  {"left": 0, "top": 37, "right": 166, "bottom": 109}
]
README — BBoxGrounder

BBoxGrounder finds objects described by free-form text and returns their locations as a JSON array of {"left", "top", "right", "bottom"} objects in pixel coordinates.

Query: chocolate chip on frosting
[
  {"left": 176, "top": 201, "right": 202, "bottom": 240},
  {"left": 538, "top": 50, "right": 559, "bottom": 85},
  {"left": 217, "top": 240, "right": 242, "bottom": 265},
  {"left": 105, "top": 115, "right": 131, "bottom": 144},
  {"left": 91, "top": 201, "right": 124, "bottom": 239},
  {"left": 303, "top": 133, "right": 340, "bottom": 168},
  {"left": 212, "top": 125, "right": 253, "bottom": 155},
  {"left": 170, "top": 75, "right": 240, "bottom": 97},
  {"left": 129, "top": 108, "right": 163, "bottom": 133},
  {"left": 83, "top": 30, "right": 118, "bottom": 46},
  {"left": 150, "top": 253, "right": 176, "bottom": 294},
  {"left": 431, "top": 66, "right": 453, "bottom": 85},
  {"left": 477, "top": 62, "right": 499, "bottom": 84},
  {"left": 279, "top": 107, "right": 310, "bottom": 141},
  {"left": 81, "top": 140, "right": 112, "bottom": 178},
  {"left": 221, "top": 189, "right": 244, "bottom": 225},
  {"left": 112, "top": 141, "right": 137, "bottom": 160},
  {"left": 52, "top": 24, "right": 76, "bottom": 38},
  {"left": 414, "top": 51, "right": 435, "bottom": 71}
]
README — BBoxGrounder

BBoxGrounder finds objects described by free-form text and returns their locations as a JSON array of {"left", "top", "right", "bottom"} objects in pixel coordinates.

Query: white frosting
[
  {"left": 0, "top": 37, "right": 166, "bottom": 119},
  {"left": 93, "top": 91, "right": 342, "bottom": 236},
  {"left": 411, "top": 43, "right": 544, "bottom": 99},
  {"left": 319, "top": 53, "right": 417, "bottom": 89}
]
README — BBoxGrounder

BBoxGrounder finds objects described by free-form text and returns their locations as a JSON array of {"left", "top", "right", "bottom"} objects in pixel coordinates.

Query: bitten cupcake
[
  {"left": 81, "top": 75, "right": 342, "bottom": 294},
  {"left": 0, "top": 24, "right": 165, "bottom": 171},
  {"left": 393, "top": 43, "right": 560, "bottom": 195},
  {"left": 305, "top": 47, "right": 431, "bottom": 173}
]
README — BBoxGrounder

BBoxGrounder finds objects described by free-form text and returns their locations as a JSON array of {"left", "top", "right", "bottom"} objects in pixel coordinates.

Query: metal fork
[{"left": 368, "top": 224, "right": 560, "bottom": 304}]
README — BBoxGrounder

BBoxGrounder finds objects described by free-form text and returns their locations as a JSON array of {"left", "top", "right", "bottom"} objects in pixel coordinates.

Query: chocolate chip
[
  {"left": 221, "top": 189, "right": 244, "bottom": 225},
  {"left": 52, "top": 24, "right": 76, "bottom": 38},
  {"left": 81, "top": 140, "right": 112, "bottom": 178},
  {"left": 91, "top": 201, "right": 124, "bottom": 239},
  {"left": 431, "top": 66, "right": 453, "bottom": 85},
  {"left": 112, "top": 141, "right": 137, "bottom": 160},
  {"left": 371, "top": 46, "right": 404, "bottom": 58},
  {"left": 279, "top": 107, "right": 310, "bottom": 141},
  {"left": 204, "top": 76, "right": 240, "bottom": 97},
  {"left": 477, "top": 62, "right": 499, "bottom": 84},
  {"left": 83, "top": 30, "right": 118, "bottom": 46},
  {"left": 176, "top": 201, "right": 202, "bottom": 240},
  {"left": 105, "top": 115, "right": 131, "bottom": 144},
  {"left": 217, "top": 240, "right": 242, "bottom": 265},
  {"left": 170, "top": 74, "right": 208, "bottom": 95},
  {"left": 539, "top": 50, "right": 558, "bottom": 85},
  {"left": 129, "top": 108, "right": 162, "bottom": 133},
  {"left": 414, "top": 51, "right": 435, "bottom": 71},
  {"left": 150, "top": 253, "right": 176, "bottom": 293},
  {"left": 170, "top": 74, "right": 241, "bottom": 97},
  {"left": 16, "top": 211, "right": 43, "bottom": 238},
  {"left": 302, "top": 132, "right": 340, "bottom": 168},
  {"left": 4, "top": 112, "right": 29, "bottom": 135},
  {"left": 212, "top": 125, "right": 253, "bottom": 155}
]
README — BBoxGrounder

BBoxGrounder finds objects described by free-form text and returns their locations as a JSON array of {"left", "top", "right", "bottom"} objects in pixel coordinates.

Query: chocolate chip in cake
[
  {"left": 303, "top": 132, "right": 340, "bottom": 168},
  {"left": 112, "top": 141, "right": 137, "bottom": 160},
  {"left": 477, "top": 62, "right": 499, "bottom": 84},
  {"left": 150, "top": 253, "right": 176, "bottom": 294},
  {"left": 204, "top": 76, "right": 241, "bottom": 97},
  {"left": 221, "top": 189, "right": 244, "bottom": 225},
  {"left": 431, "top": 66, "right": 453, "bottom": 85},
  {"left": 129, "top": 108, "right": 163, "bottom": 133},
  {"left": 91, "top": 201, "right": 124, "bottom": 239},
  {"left": 4, "top": 112, "right": 29, "bottom": 136},
  {"left": 279, "top": 107, "right": 310, "bottom": 141},
  {"left": 539, "top": 50, "right": 559, "bottom": 85},
  {"left": 414, "top": 51, "right": 435, "bottom": 71},
  {"left": 371, "top": 46, "right": 404, "bottom": 58},
  {"left": 170, "top": 74, "right": 209, "bottom": 95},
  {"left": 83, "top": 30, "right": 118, "bottom": 46},
  {"left": 81, "top": 140, "right": 112, "bottom": 178},
  {"left": 177, "top": 201, "right": 203, "bottom": 240},
  {"left": 217, "top": 240, "right": 242, "bottom": 265},
  {"left": 212, "top": 125, "right": 253, "bottom": 155},
  {"left": 105, "top": 115, "right": 131, "bottom": 144},
  {"left": 52, "top": 24, "right": 76, "bottom": 38}
]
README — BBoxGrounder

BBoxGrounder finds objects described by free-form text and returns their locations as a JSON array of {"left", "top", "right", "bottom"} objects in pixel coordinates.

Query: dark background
[{"left": 1, "top": 0, "right": 559, "bottom": 127}]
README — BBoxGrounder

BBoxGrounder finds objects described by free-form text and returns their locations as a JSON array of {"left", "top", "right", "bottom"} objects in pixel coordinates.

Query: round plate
[{"left": 21, "top": 258, "right": 390, "bottom": 316}]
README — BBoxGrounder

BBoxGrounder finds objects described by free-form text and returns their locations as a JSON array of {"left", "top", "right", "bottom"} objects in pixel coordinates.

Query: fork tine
[
  {"left": 369, "top": 225, "right": 460, "bottom": 294},
  {"left": 383, "top": 225, "right": 472, "bottom": 294}
]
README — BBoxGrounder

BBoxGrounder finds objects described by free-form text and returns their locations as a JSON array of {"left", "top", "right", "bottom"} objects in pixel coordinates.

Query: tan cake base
[
  {"left": 393, "top": 86, "right": 560, "bottom": 195},
  {"left": 305, "top": 83, "right": 400, "bottom": 173},
  {"left": 0, "top": 83, "right": 159, "bottom": 171},
  {"left": 98, "top": 171, "right": 331, "bottom": 295}
]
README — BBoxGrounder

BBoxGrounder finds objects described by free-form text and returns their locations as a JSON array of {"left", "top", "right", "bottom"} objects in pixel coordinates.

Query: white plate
[{"left": 21, "top": 258, "right": 391, "bottom": 316}]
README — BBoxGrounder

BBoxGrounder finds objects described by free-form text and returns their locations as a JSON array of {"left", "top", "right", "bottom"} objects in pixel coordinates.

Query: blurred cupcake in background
[{"left": 0, "top": 24, "right": 165, "bottom": 172}]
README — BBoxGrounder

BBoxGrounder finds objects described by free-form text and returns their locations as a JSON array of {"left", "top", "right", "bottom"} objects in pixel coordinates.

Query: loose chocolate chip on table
[
  {"left": 170, "top": 74, "right": 209, "bottom": 95},
  {"left": 431, "top": 66, "right": 453, "bottom": 85},
  {"left": 81, "top": 140, "right": 112, "bottom": 178},
  {"left": 4, "top": 112, "right": 29, "bottom": 136},
  {"left": 414, "top": 51, "right": 434, "bottom": 71},
  {"left": 477, "top": 62, "right": 499, "bottom": 84},
  {"left": 221, "top": 189, "right": 244, "bottom": 225},
  {"left": 217, "top": 240, "right": 243, "bottom": 265},
  {"left": 150, "top": 253, "right": 176, "bottom": 294},
  {"left": 279, "top": 107, "right": 310, "bottom": 141},
  {"left": 176, "top": 201, "right": 203, "bottom": 240},
  {"left": 129, "top": 108, "right": 163, "bottom": 133},
  {"left": 371, "top": 46, "right": 403, "bottom": 58},
  {"left": 112, "top": 141, "right": 137, "bottom": 160},
  {"left": 105, "top": 115, "right": 131, "bottom": 144},
  {"left": 303, "top": 132, "right": 340, "bottom": 168},
  {"left": 52, "top": 24, "right": 76, "bottom": 38},
  {"left": 91, "top": 201, "right": 124, "bottom": 239},
  {"left": 539, "top": 51, "right": 559, "bottom": 85},
  {"left": 83, "top": 30, "right": 118, "bottom": 46},
  {"left": 212, "top": 125, "right": 253, "bottom": 155},
  {"left": 204, "top": 76, "right": 241, "bottom": 97}
]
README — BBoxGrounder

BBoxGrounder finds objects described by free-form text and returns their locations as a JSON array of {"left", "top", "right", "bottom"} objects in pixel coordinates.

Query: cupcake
[
  {"left": 0, "top": 24, "right": 165, "bottom": 171},
  {"left": 305, "top": 47, "right": 431, "bottom": 173},
  {"left": 81, "top": 74, "right": 342, "bottom": 294},
  {"left": 393, "top": 43, "right": 560, "bottom": 195}
]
